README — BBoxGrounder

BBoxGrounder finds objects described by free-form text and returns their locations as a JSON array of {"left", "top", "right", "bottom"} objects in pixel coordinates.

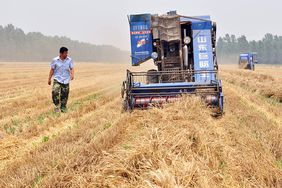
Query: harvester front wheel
[
  {"left": 121, "top": 81, "right": 126, "bottom": 99},
  {"left": 122, "top": 99, "right": 133, "bottom": 112}
]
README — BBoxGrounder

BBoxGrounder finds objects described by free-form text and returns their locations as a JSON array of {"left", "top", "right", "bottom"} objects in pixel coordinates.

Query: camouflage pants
[{"left": 52, "top": 80, "right": 69, "bottom": 109}]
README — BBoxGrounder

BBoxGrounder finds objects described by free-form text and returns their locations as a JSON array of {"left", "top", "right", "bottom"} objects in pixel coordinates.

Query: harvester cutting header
[{"left": 121, "top": 11, "right": 224, "bottom": 115}]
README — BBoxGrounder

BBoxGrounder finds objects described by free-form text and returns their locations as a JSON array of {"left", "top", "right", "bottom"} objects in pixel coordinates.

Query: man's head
[{"left": 59, "top": 47, "right": 68, "bottom": 60}]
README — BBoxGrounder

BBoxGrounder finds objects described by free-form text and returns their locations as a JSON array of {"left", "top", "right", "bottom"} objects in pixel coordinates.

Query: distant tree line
[
  {"left": 0, "top": 24, "right": 129, "bottom": 62},
  {"left": 1, "top": 24, "right": 281, "bottom": 64},
  {"left": 217, "top": 34, "right": 282, "bottom": 64}
]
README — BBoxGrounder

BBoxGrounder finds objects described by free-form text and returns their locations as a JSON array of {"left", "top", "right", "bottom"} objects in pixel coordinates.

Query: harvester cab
[
  {"left": 121, "top": 11, "right": 224, "bottom": 115},
  {"left": 239, "top": 53, "right": 258, "bottom": 71}
]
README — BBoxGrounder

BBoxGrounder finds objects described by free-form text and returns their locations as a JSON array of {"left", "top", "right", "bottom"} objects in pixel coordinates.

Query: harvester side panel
[{"left": 180, "top": 16, "right": 215, "bottom": 81}]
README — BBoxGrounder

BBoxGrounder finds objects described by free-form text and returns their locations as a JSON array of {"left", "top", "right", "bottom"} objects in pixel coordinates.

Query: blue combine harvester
[
  {"left": 121, "top": 11, "right": 224, "bottom": 115},
  {"left": 239, "top": 53, "right": 258, "bottom": 71}
]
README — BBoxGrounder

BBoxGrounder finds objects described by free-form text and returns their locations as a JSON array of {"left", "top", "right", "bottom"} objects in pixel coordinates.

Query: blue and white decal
[
  {"left": 192, "top": 28, "right": 214, "bottom": 82},
  {"left": 129, "top": 14, "right": 153, "bottom": 66}
]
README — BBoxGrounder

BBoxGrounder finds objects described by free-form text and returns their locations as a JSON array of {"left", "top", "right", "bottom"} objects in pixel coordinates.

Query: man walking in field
[{"left": 48, "top": 47, "right": 74, "bottom": 113}]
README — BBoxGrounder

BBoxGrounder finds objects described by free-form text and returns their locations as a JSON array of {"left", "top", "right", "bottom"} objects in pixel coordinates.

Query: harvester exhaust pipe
[
  {"left": 183, "top": 29, "right": 189, "bottom": 68},
  {"left": 183, "top": 45, "right": 188, "bottom": 68}
]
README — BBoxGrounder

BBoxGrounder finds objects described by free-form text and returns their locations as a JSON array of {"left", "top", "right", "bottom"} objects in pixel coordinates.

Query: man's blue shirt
[{"left": 51, "top": 56, "right": 74, "bottom": 84}]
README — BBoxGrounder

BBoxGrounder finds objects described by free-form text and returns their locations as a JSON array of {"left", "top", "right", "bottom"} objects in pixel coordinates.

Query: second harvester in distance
[{"left": 239, "top": 52, "right": 258, "bottom": 71}]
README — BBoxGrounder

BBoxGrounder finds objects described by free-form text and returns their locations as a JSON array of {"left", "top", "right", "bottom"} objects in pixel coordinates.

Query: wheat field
[{"left": 0, "top": 62, "right": 281, "bottom": 187}]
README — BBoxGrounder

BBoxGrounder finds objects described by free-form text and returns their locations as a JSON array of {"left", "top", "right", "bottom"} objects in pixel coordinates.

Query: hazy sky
[{"left": 0, "top": 0, "right": 281, "bottom": 50}]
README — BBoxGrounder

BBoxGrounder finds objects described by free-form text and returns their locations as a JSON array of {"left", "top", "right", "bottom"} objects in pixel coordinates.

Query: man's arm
[
  {"left": 49, "top": 59, "right": 56, "bottom": 85},
  {"left": 70, "top": 59, "right": 74, "bottom": 81},
  {"left": 70, "top": 68, "right": 74, "bottom": 80},
  {"left": 48, "top": 69, "right": 54, "bottom": 85}
]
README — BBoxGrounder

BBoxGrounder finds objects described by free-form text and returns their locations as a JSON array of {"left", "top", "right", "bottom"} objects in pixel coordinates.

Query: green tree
[{"left": 0, "top": 24, "right": 129, "bottom": 62}]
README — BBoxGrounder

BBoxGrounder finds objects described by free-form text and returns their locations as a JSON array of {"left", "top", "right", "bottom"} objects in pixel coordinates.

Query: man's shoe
[
  {"left": 61, "top": 107, "right": 68, "bottom": 113},
  {"left": 54, "top": 107, "right": 60, "bottom": 113}
]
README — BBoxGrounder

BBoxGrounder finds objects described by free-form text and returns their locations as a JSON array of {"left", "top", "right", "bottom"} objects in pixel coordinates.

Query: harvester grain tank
[
  {"left": 239, "top": 52, "right": 258, "bottom": 71},
  {"left": 121, "top": 11, "right": 224, "bottom": 115}
]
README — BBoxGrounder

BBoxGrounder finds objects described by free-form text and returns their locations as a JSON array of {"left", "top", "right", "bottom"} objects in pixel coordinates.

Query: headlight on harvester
[
  {"left": 151, "top": 52, "right": 158, "bottom": 60},
  {"left": 184, "top": 36, "right": 191, "bottom": 44}
]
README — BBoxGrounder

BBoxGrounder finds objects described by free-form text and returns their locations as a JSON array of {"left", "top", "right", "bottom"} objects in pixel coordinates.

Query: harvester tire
[
  {"left": 123, "top": 99, "right": 132, "bottom": 112},
  {"left": 121, "top": 81, "right": 126, "bottom": 99}
]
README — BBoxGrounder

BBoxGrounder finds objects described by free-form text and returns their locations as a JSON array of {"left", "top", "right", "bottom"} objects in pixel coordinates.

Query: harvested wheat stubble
[
  {"left": 0, "top": 63, "right": 282, "bottom": 188},
  {"left": 220, "top": 66, "right": 282, "bottom": 102},
  {"left": 35, "top": 96, "right": 281, "bottom": 188}
]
